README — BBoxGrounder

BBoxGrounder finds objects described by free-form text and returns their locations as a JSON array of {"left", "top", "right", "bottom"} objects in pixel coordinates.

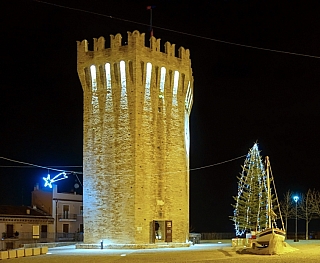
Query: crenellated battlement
[
  {"left": 150, "top": 36, "right": 161, "bottom": 51},
  {"left": 77, "top": 39, "right": 88, "bottom": 53},
  {"left": 110, "top": 33, "right": 122, "bottom": 48},
  {"left": 93, "top": 37, "right": 105, "bottom": 51},
  {"left": 77, "top": 30, "right": 190, "bottom": 60},
  {"left": 127, "top": 30, "right": 145, "bottom": 46},
  {"left": 77, "top": 30, "right": 193, "bottom": 114}
]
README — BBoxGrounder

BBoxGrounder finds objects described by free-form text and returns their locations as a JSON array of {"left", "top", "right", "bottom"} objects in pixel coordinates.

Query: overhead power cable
[
  {"left": 0, "top": 165, "right": 82, "bottom": 168},
  {"left": 190, "top": 155, "right": 246, "bottom": 171},
  {"left": 0, "top": 156, "right": 82, "bottom": 174},
  {"left": 0, "top": 156, "right": 84, "bottom": 187},
  {"left": 0, "top": 154, "right": 245, "bottom": 175},
  {"left": 33, "top": 0, "right": 320, "bottom": 59}
]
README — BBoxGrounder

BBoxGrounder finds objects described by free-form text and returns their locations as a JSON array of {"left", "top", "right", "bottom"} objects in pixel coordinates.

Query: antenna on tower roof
[{"left": 147, "top": 5, "right": 156, "bottom": 37}]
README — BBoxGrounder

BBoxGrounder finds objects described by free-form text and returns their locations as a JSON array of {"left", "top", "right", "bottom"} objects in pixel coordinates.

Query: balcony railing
[{"left": 58, "top": 213, "right": 77, "bottom": 221}]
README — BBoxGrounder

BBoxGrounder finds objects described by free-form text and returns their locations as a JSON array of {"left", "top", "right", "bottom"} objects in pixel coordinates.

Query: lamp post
[{"left": 293, "top": 195, "right": 299, "bottom": 242}]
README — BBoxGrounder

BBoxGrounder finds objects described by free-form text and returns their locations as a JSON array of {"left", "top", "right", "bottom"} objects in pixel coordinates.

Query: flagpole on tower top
[{"left": 147, "top": 6, "right": 155, "bottom": 37}]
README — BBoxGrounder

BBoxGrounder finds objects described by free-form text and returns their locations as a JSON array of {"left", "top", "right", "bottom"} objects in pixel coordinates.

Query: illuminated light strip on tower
[
  {"left": 105, "top": 63, "right": 112, "bottom": 90},
  {"left": 184, "top": 112, "right": 190, "bottom": 155},
  {"left": 172, "top": 71, "right": 179, "bottom": 106},
  {"left": 144, "top": 62, "right": 152, "bottom": 111},
  {"left": 105, "top": 62, "right": 113, "bottom": 112},
  {"left": 90, "top": 65, "right": 97, "bottom": 92},
  {"left": 159, "top": 67, "right": 166, "bottom": 95},
  {"left": 43, "top": 172, "right": 68, "bottom": 188},
  {"left": 120, "top": 60, "right": 128, "bottom": 108},
  {"left": 185, "top": 81, "right": 192, "bottom": 111},
  {"left": 90, "top": 65, "right": 99, "bottom": 126}
]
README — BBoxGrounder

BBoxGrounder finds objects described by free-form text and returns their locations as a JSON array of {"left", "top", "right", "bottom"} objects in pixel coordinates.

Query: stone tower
[{"left": 77, "top": 30, "right": 193, "bottom": 247}]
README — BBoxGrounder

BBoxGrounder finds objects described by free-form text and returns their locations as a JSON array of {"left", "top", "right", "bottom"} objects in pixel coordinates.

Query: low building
[
  {"left": 0, "top": 205, "right": 54, "bottom": 250},
  {"left": 32, "top": 184, "right": 83, "bottom": 241}
]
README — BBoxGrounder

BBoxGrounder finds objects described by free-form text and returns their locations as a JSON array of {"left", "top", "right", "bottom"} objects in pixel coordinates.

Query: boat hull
[{"left": 256, "top": 228, "right": 286, "bottom": 246}]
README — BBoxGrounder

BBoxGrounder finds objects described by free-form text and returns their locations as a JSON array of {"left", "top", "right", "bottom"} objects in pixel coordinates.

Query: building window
[
  {"left": 63, "top": 205, "right": 69, "bottom": 219},
  {"left": 80, "top": 206, "right": 83, "bottom": 215}
]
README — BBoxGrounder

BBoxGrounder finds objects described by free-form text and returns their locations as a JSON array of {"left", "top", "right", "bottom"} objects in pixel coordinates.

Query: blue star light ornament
[{"left": 43, "top": 172, "right": 68, "bottom": 188}]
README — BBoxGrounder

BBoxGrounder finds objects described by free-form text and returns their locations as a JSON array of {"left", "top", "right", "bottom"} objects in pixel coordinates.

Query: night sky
[{"left": 2, "top": 0, "right": 320, "bottom": 233}]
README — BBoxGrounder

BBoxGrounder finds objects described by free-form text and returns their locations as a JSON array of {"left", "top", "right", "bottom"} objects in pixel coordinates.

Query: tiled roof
[{"left": 0, "top": 205, "right": 50, "bottom": 217}]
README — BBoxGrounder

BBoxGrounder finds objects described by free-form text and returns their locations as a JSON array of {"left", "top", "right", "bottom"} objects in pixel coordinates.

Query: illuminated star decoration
[{"left": 43, "top": 172, "right": 68, "bottom": 188}]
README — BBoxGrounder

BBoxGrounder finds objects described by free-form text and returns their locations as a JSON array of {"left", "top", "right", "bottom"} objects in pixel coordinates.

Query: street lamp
[{"left": 293, "top": 195, "right": 299, "bottom": 242}]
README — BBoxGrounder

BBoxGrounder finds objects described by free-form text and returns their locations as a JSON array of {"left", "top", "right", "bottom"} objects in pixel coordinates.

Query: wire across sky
[{"left": 33, "top": 0, "right": 320, "bottom": 59}]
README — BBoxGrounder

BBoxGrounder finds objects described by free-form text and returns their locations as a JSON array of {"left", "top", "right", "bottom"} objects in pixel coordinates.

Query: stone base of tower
[{"left": 76, "top": 242, "right": 190, "bottom": 249}]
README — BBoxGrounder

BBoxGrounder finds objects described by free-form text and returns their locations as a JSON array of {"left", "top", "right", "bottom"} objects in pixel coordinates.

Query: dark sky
[{"left": 2, "top": 0, "right": 320, "bottom": 233}]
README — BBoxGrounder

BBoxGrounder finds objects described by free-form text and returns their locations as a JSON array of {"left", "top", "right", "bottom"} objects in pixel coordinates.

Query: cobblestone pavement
[{"left": 9, "top": 240, "right": 320, "bottom": 263}]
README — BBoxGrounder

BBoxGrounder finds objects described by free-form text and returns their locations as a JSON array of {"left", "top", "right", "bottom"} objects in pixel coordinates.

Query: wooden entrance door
[
  {"left": 6, "top": 224, "right": 14, "bottom": 238},
  {"left": 41, "top": 225, "right": 48, "bottom": 238},
  {"left": 63, "top": 224, "right": 69, "bottom": 237},
  {"left": 165, "top": 221, "right": 172, "bottom": 242}
]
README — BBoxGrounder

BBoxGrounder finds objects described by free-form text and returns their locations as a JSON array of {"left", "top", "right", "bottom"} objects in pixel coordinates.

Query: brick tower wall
[{"left": 77, "top": 30, "right": 193, "bottom": 245}]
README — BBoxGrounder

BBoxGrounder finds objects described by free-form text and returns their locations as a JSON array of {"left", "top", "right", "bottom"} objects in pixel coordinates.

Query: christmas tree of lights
[{"left": 231, "top": 143, "right": 269, "bottom": 236}]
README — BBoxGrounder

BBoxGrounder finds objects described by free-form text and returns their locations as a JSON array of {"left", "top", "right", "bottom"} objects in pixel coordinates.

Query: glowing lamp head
[{"left": 293, "top": 196, "right": 299, "bottom": 203}]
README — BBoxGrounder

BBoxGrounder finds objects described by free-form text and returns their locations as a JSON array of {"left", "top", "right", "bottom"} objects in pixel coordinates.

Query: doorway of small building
[
  {"left": 41, "top": 225, "right": 48, "bottom": 238},
  {"left": 63, "top": 224, "right": 69, "bottom": 238},
  {"left": 153, "top": 220, "right": 172, "bottom": 243},
  {"left": 6, "top": 224, "right": 14, "bottom": 238}
]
